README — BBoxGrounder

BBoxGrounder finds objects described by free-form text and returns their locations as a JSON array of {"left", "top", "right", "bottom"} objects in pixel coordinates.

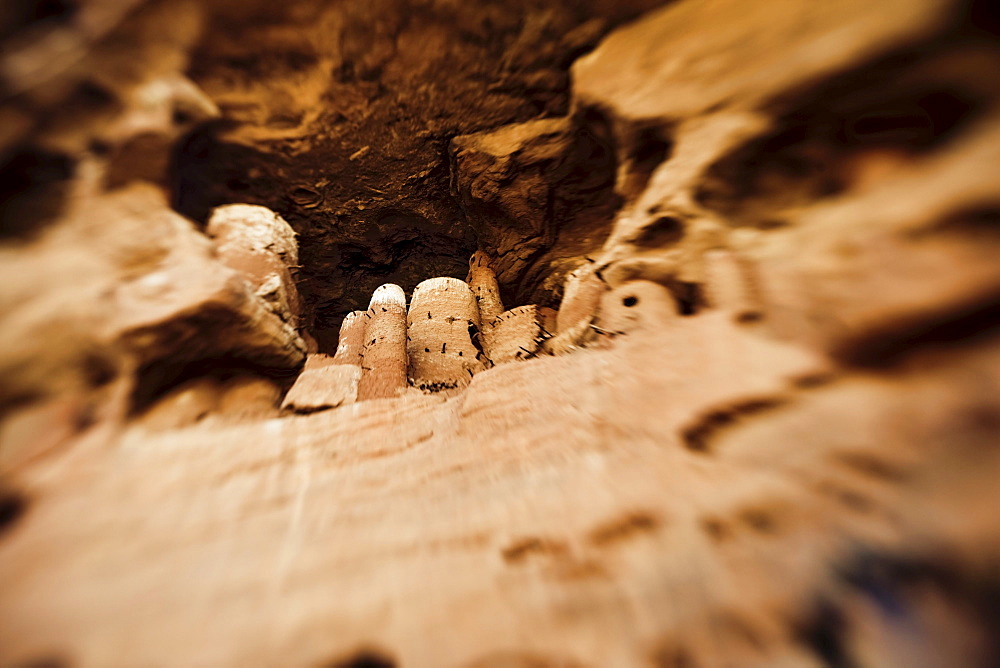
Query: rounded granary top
[{"left": 369, "top": 284, "right": 406, "bottom": 308}]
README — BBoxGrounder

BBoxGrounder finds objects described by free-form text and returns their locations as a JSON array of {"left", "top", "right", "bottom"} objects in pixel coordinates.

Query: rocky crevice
[{"left": 167, "top": 0, "right": 663, "bottom": 350}]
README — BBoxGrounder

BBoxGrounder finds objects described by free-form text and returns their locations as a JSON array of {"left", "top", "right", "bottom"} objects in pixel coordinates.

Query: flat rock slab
[{"left": 282, "top": 364, "right": 361, "bottom": 412}]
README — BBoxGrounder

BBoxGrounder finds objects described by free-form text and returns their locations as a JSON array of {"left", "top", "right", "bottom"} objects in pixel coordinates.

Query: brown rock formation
[
  {"left": 0, "top": 0, "right": 217, "bottom": 199},
  {"left": 699, "top": 248, "right": 762, "bottom": 323},
  {"left": 281, "top": 356, "right": 360, "bottom": 413},
  {"left": 167, "top": 0, "right": 661, "bottom": 346},
  {"left": 596, "top": 280, "right": 678, "bottom": 336},
  {"left": 205, "top": 204, "right": 303, "bottom": 326},
  {"left": 540, "top": 264, "right": 605, "bottom": 354},
  {"left": 1, "top": 0, "right": 1000, "bottom": 665},
  {"left": 135, "top": 374, "right": 281, "bottom": 431},
  {"left": 132, "top": 377, "right": 224, "bottom": 431},
  {"left": 0, "top": 184, "right": 305, "bottom": 466},
  {"left": 450, "top": 117, "right": 619, "bottom": 302}
]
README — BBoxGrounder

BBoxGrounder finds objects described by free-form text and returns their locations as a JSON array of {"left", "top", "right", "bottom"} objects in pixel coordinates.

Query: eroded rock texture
[
  {"left": 0, "top": 184, "right": 305, "bottom": 467},
  {"left": 206, "top": 203, "right": 304, "bottom": 330},
  {"left": 1, "top": 0, "right": 1000, "bottom": 665}
]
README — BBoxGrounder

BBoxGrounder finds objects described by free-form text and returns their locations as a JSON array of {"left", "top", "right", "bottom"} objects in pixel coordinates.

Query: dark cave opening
[{"left": 160, "top": 0, "right": 659, "bottom": 355}]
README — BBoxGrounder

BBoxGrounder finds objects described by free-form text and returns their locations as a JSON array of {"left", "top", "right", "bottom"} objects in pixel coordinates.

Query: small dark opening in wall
[
  {"left": 919, "top": 90, "right": 981, "bottom": 145},
  {"left": 171, "top": 108, "right": 194, "bottom": 126},
  {"left": 630, "top": 216, "right": 684, "bottom": 248},
  {"left": 841, "top": 90, "right": 979, "bottom": 150},
  {"left": 1, "top": 0, "right": 78, "bottom": 38},
  {"left": 620, "top": 125, "right": 674, "bottom": 198},
  {"left": 0, "top": 487, "right": 28, "bottom": 537},
  {"left": 795, "top": 599, "right": 849, "bottom": 668},
  {"left": 322, "top": 649, "right": 396, "bottom": 668},
  {"left": 27, "top": 0, "right": 77, "bottom": 23},
  {"left": 578, "top": 107, "right": 614, "bottom": 149},
  {"left": 88, "top": 138, "right": 112, "bottom": 156},
  {"left": 0, "top": 147, "right": 74, "bottom": 241},
  {"left": 75, "top": 80, "right": 116, "bottom": 109},
  {"left": 736, "top": 311, "right": 764, "bottom": 324},
  {"left": 848, "top": 110, "right": 933, "bottom": 142},
  {"left": 17, "top": 655, "right": 69, "bottom": 668},
  {"left": 671, "top": 282, "right": 703, "bottom": 316},
  {"left": 963, "top": 0, "right": 1000, "bottom": 35},
  {"left": 633, "top": 127, "right": 673, "bottom": 173},
  {"left": 81, "top": 354, "right": 117, "bottom": 388}
]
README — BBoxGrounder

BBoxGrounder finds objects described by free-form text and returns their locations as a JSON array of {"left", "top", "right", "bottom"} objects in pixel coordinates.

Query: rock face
[
  {"left": 596, "top": 280, "right": 678, "bottom": 336},
  {"left": 281, "top": 356, "right": 360, "bottom": 413},
  {"left": 699, "top": 248, "right": 761, "bottom": 322},
  {"left": 5, "top": 278, "right": 999, "bottom": 666},
  {"left": 135, "top": 374, "right": 282, "bottom": 431},
  {"left": 111, "top": 193, "right": 306, "bottom": 373},
  {"left": 167, "top": 0, "right": 662, "bottom": 347},
  {"left": 205, "top": 204, "right": 303, "bottom": 328},
  {"left": 450, "top": 117, "right": 620, "bottom": 302},
  {"left": 0, "top": 0, "right": 218, "bottom": 242},
  {"left": 0, "top": 184, "right": 305, "bottom": 467},
  {"left": 2, "top": 0, "right": 1000, "bottom": 666}
]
